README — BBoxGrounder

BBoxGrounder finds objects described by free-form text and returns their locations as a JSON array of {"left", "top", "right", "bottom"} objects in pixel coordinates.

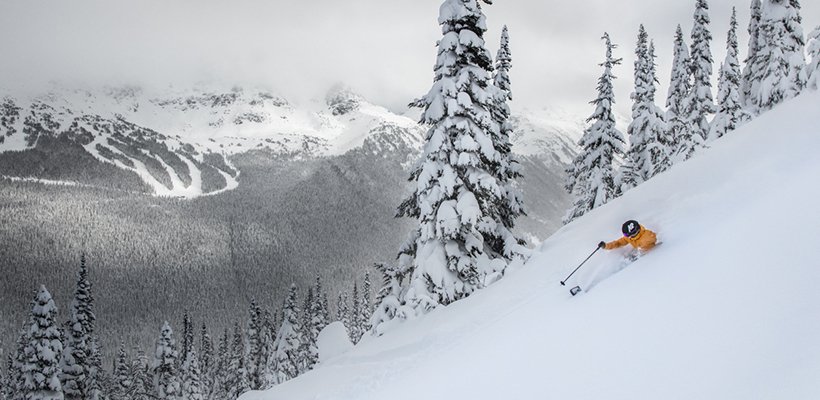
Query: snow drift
[{"left": 242, "top": 91, "right": 820, "bottom": 399}]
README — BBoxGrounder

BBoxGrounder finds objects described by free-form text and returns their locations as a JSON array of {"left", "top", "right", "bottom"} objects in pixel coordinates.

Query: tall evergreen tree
[
  {"left": 198, "top": 324, "right": 213, "bottom": 387},
  {"left": 260, "top": 311, "right": 277, "bottom": 389},
  {"left": 152, "top": 322, "right": 180, "bottom": 400},
  {"left": 623, "top": 26, "right": 669, "bottom": 192},
  {"left": 299, "top": 288, "right": 319, "bottom": 373},
  {"left": 246, "top": 301, "right": 268, "bottom": 390},
  {"left": 667, "top": 25, "right": 702, "bottom": 161},
  {"left": 86, "top": 339, "right": 105, "bottom": 400},
  {"left": 750, "top": 0, "right": 807, "bottom": 112},
  {"left": 272, "top": 285, "right": 302, "bottom": 384},
  {"left": 180, "top": 347, "right": 205, "bottom": 400},
  {"left": 210, "top": 330, "right": 230, "bottom": 400},
  {"left": 688, "top": 0, "right": 716, "bottom": 141},
  {"left": 807, "top": 26, "right": 820, "bottom": 90},
  {"left": 180, "top": 311, "right": 193, "bottom": 368},
  {"left": 60, "top": 254, "right": 97, "bottom": 400},
  {"left": 109, "top": 344, "right": 130, "bottom": 400},
  {"left": 20, "top": 286, "right": 64, "bottom": 400},
  {"left": 124, "top": 350, "right": 151, "bottom": 400},
  {"left": 396, "top": 0, "right": 522, "bottom": 314},
  {"left": 742, "top": 0, "right": 764, "bottom": 106},
  {"left": 225, "top": 323, "right": 250, "bottom": 399},
  {"left": 710, "top": 8, "right": 748, "bottom": 140},
  {"left": 564, "top": 33, "right": 625, "bottom": 224}
]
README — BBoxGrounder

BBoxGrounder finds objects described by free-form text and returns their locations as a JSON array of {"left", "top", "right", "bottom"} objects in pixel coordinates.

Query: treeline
[
  {"left": 565, "top": 0, "right": 819, "bottom": 221},
  {"left": 0, "top": 256, "right": 375, "bottom": 400}
]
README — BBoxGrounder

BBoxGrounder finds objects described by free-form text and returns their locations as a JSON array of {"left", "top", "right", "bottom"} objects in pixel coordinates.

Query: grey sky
[{"left": 0, "top": 0, "right": 817, "bottom": 115}]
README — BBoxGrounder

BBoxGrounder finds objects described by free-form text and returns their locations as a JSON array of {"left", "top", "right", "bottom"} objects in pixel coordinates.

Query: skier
[{"left": 598, "top": 220, "right": 657, "bottom": 252}]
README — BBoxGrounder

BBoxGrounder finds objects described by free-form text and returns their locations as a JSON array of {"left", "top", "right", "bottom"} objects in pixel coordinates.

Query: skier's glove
[{"left": 598, "top": 241, "right": 606, "bottom": 249}]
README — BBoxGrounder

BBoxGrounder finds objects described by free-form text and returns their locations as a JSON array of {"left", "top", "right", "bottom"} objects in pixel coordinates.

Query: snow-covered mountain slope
[
  {"left": 0, "top": 84, "right": 428, "bottom": 197},
  {"left": 243, "top": 91, "right": 820, "bottom": 399},
  {"left": 0, "top": 83, "right": 584, "bottom": 199}
]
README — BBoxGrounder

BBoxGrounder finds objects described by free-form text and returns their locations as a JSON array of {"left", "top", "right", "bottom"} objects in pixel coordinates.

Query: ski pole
[{"left": 560, "top": 246, "right": 602, "bottom": 286}]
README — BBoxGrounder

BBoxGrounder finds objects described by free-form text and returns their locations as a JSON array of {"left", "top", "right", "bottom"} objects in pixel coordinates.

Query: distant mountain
[{"left": 0, "top": 82, "right": 586, "bottom": 358}]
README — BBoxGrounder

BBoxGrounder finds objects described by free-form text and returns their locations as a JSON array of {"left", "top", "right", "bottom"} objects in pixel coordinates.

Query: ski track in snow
[{"left": 241, "top": 92, "right": 820, "bottom": 400}]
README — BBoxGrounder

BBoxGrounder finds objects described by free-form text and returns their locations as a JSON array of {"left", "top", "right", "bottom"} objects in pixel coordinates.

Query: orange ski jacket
[{"left": 605, "top": 226, "right": 657, "bottom": 251}]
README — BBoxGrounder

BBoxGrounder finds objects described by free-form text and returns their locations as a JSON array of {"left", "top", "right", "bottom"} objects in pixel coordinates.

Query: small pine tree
[
  {"left": 667, "top": 25, "right": 703, "bottom": 161},
  {"left": 110, "top": 344, "right": 130, "bottom": 400},
  {"left": 198, "top": 324, "right": 213, "bottom": 387},
  {"left": 152, "top": 322, "right": 180, "bottom": 400},
  {"left": 299, "top": 288, "right": 319, "bottom": 373},
  {"left": 349, "top": 284, "right": 362, "bottom": 344},
  {"left": 210, "top": 330, "right": 230, "bottom": 400},
  {"left": 180, "top": 347, "right": 205, "bottom": 400},
  {"left": 688, "top": 0, "right": 716, "bottom": 142},
  {"left": 806, "top": 26, "right": 820, "bottom": 90},
  {"left": 494, "top": 25, "right": 512, "bottom": 99},
  {"left": 180, "top": 311, "right": 193, "bottom": 368},
  {"left": 710, "top": 8, "right": 749, "bottom": 140},
  {"left": 60, "top": 254, "right": 97, "bottom": 400},
  {"left": 336, "top": 293, "right": 351, "bottom": 335},
  {"left": 564, "top": 32, "right": 625, "bottom": 224},
  {"left": 261, "top": 311, "right": 277, "bottom": 389},
  {"left": 359, "top": 273, "right": 373, "bottom": 335},
  {"left": 225, "top": 323, "right": 250, "bottom": 399},
  {"left": 370, "top": 262, "right": 408, "bottom": 335},
  {"left": 246, "top": 301, "right": 267, "bottom": 390},
  {"left": 750, "top": 0, "right": 807, "bottom": 112},
  {"left": 272, "top": 285, "right": 302, "bottom": 384},
  {"left": 125, "top": 350, "right": 152, "bottom": 400},
  {"left": 20, "top": 286, "right": 64, "bottom": 400}
]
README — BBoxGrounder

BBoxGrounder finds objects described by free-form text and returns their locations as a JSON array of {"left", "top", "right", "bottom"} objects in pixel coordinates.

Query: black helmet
[{"left": 622, "top": 220, "right": 641, "bottom": 237}]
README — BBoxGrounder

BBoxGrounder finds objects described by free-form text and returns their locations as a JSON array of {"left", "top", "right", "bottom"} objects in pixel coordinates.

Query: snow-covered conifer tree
[
  {"left": 180, "top": 311, "right": 193, "bottom": 368},
  {"left": 125, "top": 351, "right": 151, "bottom": 400},
  {"left": 261, "top": 310, "right": 277, "bottom": 388},
  {"left": 349, "top": 284, "right": 362, "bottom": 343},
  {"left": 688, "top": 0, "right": 716, "bottom": 142},
  {"left": 808, "top": 26, "right": 820, "bottom": 90},
  {"left": 210, "top": 330, "right": 230, "bottom": 400},
  {"left": 395, "top": 0, "right": 524, "bottom": 315},
  {"left": 742, "top": 0, "right": 764, "bottom": 106},
  {"left": 667, "top": 25, "right": 703, "bottom": 161},
  {"left": 336, "top": 293, "right": 350, "bottom": 334},
  {"left": 750, "top": 0, "right": 807, "bottom": 111},
  {"left": 152, "top": 322, "right": 180, "bottom": 400},
  {"left": 300, "top": 287, "right": 321, "bottom": 373},
  {"left": 246, "top": 301, "right": 267, "bottom": 390},
  {"left": 272, "top": 285, "right": 302, "bottom": 384},
  {"left": 710, "top": 8, "right": 749, "bottom": 140},
  {"left": 110, "top": 344, "right": 130, "bottom": 400},
  {"left": 494, "top": 25, "right": 512, "bottom": 98},
  {"left": 198, "top": 324, "right": 213, "bottom": 387},
  {"left": 623, "top": 26, "right": 669, "bottom": 192},
  {"left": 564, "top": 33, "right": 625, "bottom": 224},
  {"left": 60, "top": 254, "right": 97, "bottom": 400},
  {"left": 370, "top": 262, "right": 406, "bottom": 335},
  {"left": 226, "top": 323, "right": 250, "bottom": 399},
  {"left": 359, "top": 273, "right": 373, "bottom": 335},
  {"left": 180, "top": 347, "right": 205, "bottom": 400},
  {"left": 20, "top": 286, "right": 64, "bottom": 400}
]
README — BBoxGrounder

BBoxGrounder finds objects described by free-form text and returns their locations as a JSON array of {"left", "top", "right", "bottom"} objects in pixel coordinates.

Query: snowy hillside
[{"left": 241, "top": 91, "right": 820, "bottom": 399}]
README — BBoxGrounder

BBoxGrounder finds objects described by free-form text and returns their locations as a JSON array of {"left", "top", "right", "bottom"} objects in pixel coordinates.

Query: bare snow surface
[{"left": 242, "top": 92, "right": 820, "bottom": 399}]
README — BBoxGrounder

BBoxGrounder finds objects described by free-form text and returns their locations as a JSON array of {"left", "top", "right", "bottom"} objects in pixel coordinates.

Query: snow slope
[{"left": 242, "top": 91, "right": 820, "bottom": 399}]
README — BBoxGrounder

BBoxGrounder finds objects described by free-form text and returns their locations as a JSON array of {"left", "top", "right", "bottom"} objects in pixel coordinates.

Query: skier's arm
[{"left": 605, "top": 237, "right": 629, "bottom": 250}]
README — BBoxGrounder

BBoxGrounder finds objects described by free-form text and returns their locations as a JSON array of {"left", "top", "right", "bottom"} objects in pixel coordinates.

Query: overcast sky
[{"left": 0, "top": 0, "right": 816, "bottom": 115}]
